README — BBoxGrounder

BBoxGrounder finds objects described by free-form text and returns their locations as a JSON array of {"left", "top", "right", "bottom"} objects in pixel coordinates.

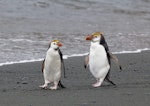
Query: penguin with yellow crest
[
  {"left": 85, "top": 32, "right": 122, "bottom": 87},
  {"left": 39, "top": 40, "right": 65, "bottom": 90}
]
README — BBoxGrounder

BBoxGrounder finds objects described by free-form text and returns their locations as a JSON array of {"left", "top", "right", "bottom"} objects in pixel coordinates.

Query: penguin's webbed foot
[
  {"left": 50, "top": 86, "right": 58, "bottom": 90},
  {"left": 39, "top": 85, "right": 48, "bottom": 89},
  {"left": 92, "top": 81, "right": 102, "bottom": 88},
  {"left": 92, "top": 83, "right": 101, "bottom": 88}
]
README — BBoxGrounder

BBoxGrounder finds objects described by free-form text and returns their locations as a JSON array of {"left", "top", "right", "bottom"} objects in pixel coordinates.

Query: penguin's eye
[{"left": 53, "top": 42, "right": 57, "bottom": 45}]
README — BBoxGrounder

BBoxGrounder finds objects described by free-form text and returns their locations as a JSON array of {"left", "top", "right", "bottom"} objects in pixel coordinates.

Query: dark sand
[{"left": 0, "top": 51, "right": 150, "bottom": 106}]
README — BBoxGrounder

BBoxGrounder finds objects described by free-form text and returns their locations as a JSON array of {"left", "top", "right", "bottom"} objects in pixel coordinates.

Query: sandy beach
[{"left": 0, "top": 50, "right": 150, "bottom": 106}]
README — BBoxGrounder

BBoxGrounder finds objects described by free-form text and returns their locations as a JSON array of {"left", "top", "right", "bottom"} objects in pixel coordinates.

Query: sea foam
[{"left": 0, "top": 48, "right": 149, "bottom": 67}]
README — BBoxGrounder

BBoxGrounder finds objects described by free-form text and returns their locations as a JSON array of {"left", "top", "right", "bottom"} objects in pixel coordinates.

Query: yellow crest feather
[
  {"left": 52, "top": 40, "right": 59, "bottom": 43},
  {"left": 92, "top": 32, "right": 103, "bottom": 37}
]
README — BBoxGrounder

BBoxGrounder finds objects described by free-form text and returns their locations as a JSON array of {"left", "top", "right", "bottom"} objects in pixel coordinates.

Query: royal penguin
[
  {"left": 39, "top": 40, "right": 65, "bottom": 90},
  {"left": 84, "top": 32, "right": 122, "bottom": 87}
]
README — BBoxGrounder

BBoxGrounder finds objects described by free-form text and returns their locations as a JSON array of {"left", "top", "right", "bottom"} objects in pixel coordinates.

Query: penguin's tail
[
  {"left": 105, "top": 78, "right": 116, "bottom": 86},
  {"left": 106, "top": 79, "right": 116, "bottom": 86},
  {"left": 58, "top": 81, "right": 66, "bottom": 88},
  {"left": 105, "top": 75, "right": 116, "bottom": 86}
]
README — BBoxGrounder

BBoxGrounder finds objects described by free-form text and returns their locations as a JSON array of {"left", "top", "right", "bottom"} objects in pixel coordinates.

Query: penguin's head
[
  {"left": 50, "top": 40, "right": 62, "bottom": 50},
  {"left": 86, "top": 32, "right": 103, "bottom": 43}
]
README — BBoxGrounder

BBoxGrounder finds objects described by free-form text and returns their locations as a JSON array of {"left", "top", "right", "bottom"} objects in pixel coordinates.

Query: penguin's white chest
[
  {"left": 44, "top": 49, "right": 61, "bottom": 81},
  {"left": 89, "top": 43, "right": 110, "bottom": 79}
]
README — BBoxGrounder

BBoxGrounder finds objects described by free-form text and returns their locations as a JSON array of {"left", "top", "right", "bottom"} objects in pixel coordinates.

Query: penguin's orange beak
[
  {"left": 86, "top": 35, "right": 93, "bottom": 40},
  {"left": 57, "top": 42, "right": 63, "bottom": 47}
]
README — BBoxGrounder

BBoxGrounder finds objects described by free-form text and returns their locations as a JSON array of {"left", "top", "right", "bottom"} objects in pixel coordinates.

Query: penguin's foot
[
  {"left": 92, "top": 81, "right": 102, "bottom": 87},
  {"left": 39, "top": 84, "right": 48, "bottom": 89},
  {"left": 50, "top": 85, "right": 58, "bottom": 90}
]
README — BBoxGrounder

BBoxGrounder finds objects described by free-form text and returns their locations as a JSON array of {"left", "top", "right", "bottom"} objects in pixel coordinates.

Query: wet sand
[{"left": 0, "top": 50, "right": 150, "bottom": 106}]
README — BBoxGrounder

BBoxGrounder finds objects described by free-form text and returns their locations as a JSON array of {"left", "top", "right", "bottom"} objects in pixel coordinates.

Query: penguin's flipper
[
  {"left": 61, "top": 61, "right": 66, "bottom": 78},
  {"left": 84, "top": 54, "right": 89, "bottom": 69},
  {"left": 58, "top": 81, "right": 65, "bottom": 88},
  {"left": 58, "top": 49, "right": 66, "bottom": 78},
  {"left": 42, "top": 59, "right": 45, "bottom": 73},
  {"left": 108, "top": 51, "right": 122, "bottom": 70}
]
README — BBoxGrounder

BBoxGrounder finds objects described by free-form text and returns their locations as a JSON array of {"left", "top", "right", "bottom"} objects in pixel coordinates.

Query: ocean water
[{"left": 0, "top": 0, "right": 150, "bottom": 65}]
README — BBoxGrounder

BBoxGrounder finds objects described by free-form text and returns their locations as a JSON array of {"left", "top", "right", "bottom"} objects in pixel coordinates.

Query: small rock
[
  {"left": 22, "top": 82, "right": 28, "bottom": 84},
  {"left": 2, "top": 89, "right": 7, "bottom": 92}
]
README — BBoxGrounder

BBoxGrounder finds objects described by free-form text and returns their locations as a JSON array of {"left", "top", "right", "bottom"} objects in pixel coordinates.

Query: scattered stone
[{"left": 2, "top": 89, "right": 7, "bottom": 92}]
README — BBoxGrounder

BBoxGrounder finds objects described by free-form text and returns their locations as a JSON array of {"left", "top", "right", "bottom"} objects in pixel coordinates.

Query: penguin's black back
[{"left": 100, "top": 35, "right": 115, "bottom": 85}]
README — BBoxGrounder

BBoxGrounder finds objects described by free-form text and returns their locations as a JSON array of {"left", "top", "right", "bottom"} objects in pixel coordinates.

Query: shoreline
[
  {"left": 0, "top": 48, "right": 149, "bottom": 67},
  {"left": 0, "top": 50, "right": 150, "bottom": 106}
]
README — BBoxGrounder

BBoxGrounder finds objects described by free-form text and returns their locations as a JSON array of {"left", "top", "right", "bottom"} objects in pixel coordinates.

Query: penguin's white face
[
  {"left": 92, "top": 35, "right": 101, "bottom": 42},
  {"left": 86, "top": 32, "right": 103, "bottom": 43},
  {"left": 50, "top": 40, "right": 62, "bottom": 50}
]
